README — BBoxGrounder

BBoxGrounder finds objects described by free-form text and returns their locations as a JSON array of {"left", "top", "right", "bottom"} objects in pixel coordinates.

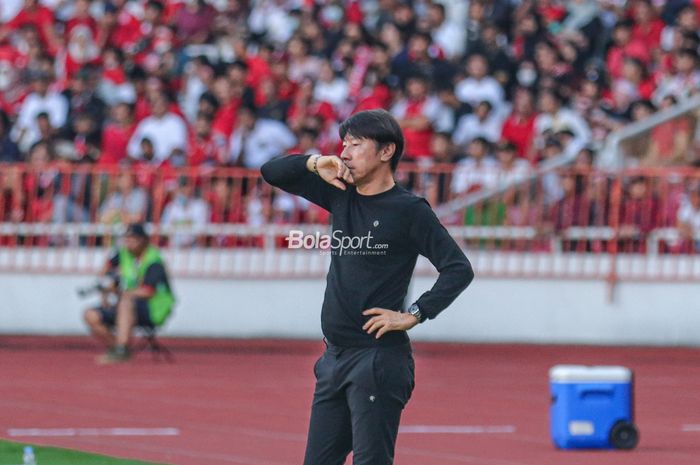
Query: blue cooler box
[{"left": 549, "top": 365, "right": 639, "bottom": 450}]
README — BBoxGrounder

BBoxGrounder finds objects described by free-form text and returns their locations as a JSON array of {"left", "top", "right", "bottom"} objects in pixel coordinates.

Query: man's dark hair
[
  {"left": 146, "top": 0, "right": 165, "bottom": 13},
  {"left": 125, "top": 223, "right": 148, "bottom": 239},
  {"left": 227, "top": 59, "right": 249, "bottom": 73},
  {"left": 300, "top": 126, "right": 319, "bottom": 139},
  {"left": 339, "top": 109, "right": 405, "bottom": 172},
  {"left": 431, "top": 2, "right": 446, "bottom": 17},
  {"left": 198, "top": 91, "right": 220, "bottom": 112},
  {"left": 410, "top": 31, "right": 433, "bottom": 45}
]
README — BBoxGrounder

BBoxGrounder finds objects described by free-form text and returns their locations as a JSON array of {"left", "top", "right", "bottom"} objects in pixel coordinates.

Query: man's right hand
[{"left": 307, "top": 155, "right": 354, "bottom": 190}]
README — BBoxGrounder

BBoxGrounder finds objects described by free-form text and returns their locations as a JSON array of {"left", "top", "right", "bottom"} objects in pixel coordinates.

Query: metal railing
[
  {"left": 597, "top": 94, "right": 700, "bottom": 170},
  {"left": 2, "top": 165, "right": 700, "bottom": 287}
]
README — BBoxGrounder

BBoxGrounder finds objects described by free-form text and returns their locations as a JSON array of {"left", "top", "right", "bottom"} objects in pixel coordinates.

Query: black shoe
[{"left": 96, "top": 345, "right": 131, "bottom": 364}]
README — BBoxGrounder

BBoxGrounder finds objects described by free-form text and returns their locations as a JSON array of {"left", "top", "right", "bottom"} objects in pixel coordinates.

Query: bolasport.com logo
[{"left": 287, "top": 229, "right": 389, "bottom": 256}]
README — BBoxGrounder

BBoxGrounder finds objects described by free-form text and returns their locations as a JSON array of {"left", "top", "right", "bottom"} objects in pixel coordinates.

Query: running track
[{"left": 1, "top": 336, "right": 700, "bottom": 465}]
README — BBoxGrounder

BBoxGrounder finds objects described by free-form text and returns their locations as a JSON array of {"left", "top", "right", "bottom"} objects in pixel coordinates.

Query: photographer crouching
[{"left": 83, "top": 223, "right": 175, "bottom": 364}]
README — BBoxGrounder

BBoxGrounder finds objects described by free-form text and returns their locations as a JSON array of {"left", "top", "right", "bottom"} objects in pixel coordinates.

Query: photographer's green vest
[{"left": 118, "top": 246, "right": 174, "bottom": 326}]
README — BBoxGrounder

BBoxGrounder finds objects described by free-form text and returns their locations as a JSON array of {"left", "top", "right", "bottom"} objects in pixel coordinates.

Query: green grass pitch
[{"left": 0, "top": 440, "right": 168, "bottom": 465}]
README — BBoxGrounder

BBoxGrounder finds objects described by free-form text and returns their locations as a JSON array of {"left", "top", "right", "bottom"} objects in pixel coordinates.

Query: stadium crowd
[{"left": 0, "top": 0, "right": 699, "bottom": 249}]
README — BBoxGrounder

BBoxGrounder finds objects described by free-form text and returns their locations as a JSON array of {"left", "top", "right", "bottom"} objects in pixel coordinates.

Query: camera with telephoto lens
[{"left": 77, "top": 272, "right": 120, "bottom": 298}]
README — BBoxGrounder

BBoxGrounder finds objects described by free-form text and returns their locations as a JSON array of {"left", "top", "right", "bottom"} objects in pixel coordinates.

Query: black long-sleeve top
[{"left": 261, "top": 154, "right": 474, "bottom": 347}]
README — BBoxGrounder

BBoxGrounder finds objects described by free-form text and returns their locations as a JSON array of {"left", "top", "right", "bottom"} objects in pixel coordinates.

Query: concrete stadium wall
[{"left": 2, "top": 272, "right": 699, "bottom": 346}]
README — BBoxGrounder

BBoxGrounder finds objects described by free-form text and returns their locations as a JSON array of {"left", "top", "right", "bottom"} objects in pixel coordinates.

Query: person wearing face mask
[{"left": 516, "top": 61, "right": 538, "bottom": 89}]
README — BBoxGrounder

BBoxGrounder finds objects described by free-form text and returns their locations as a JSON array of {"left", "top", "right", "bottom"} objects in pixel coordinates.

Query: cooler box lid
[{"left": 549, "top": 365, "right": 632, "bottom": 383}]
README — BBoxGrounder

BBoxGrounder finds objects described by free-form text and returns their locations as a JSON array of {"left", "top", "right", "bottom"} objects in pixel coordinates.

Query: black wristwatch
[{"left": 407, "top": 303, "right": 425, "bottom": 324}]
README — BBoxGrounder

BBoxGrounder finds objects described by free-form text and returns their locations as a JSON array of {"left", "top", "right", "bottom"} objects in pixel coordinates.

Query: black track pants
[{"left": 302, "top": 342, "right": 415, "bottom": 465}]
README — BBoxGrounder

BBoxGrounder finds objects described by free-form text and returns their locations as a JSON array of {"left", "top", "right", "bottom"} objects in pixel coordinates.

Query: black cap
[{"left": 124, "top": 223, "right": 148, "bottom": 238}]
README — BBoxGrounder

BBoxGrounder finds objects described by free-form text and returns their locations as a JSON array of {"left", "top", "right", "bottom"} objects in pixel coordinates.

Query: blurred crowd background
[{"left": 0, "top": 0, "right": 700, "bottom": 249}]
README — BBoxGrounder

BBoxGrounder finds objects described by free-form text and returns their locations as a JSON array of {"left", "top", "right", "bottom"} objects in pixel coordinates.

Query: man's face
[
  {"left": 340, "top": 134, "right": 391, "bottom": 182},
  {"left": 514, "top": 90, "right": 533, "bottom": 113},
  {"left": 238, "top": 109, "right": 256, "bottom": 131},
  {"left": 406, "top": 78, "right": 427, "bottom": 100},
  {"left": 430, "top": 135, "right": 450, "bottom": 159},
  {"left": 539, "top": 93, "right": 558, "bottom": 113},
  {"left": 467, "top": 56, "right": 487, "bottom": 79},
  {"left": 113, "top": 104, "right": 131, "bottom": 123},
  {"left": 71, "top": 76, "right": 87, "bottom": 94},
  {"left": 427, "top": 5, "right": 443, "bottom": 26},
  {"left": 613, "top": 26, "right": 631, "bottom": 45},
  {"left": 32, "top": 78, "right": 49, "bottom": 95},
  {"left": 124, "top": 235, "right": 144, "bottom": 254},
  {"left": 141, "top": 141, "right": 154, "bottom": 159},
  {"left": 679, "top": 8, "right": 698, "bottom": 30},
  {"left": 118, "top": 173, "right": 134, "bottom": 192},
  {"left": 497, "top": 148, "right": 515, "bottom": 164},
  {"left": 562, "top": 175, "right": 576, "bottom": 195},
  {"left": 630, "top": 181, "right": 647, "bottom": 199},
  {"left": 195, "top": 117, "right": 211, "bottom": 137},
  {"left": 468, "top": 140, "right": 486, "bottom": 158},
  {"left": 408, "top": 36, "right": 429, "bottom": 58},
  {"left": 151, "top": 95, "right": 168, "bottom": 117},
  {"left": 675, "top": 54, "right": 695, "bottom": 73}
]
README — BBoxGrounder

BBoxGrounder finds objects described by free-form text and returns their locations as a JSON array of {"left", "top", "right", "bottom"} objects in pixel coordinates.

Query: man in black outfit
[{"left": 260, "top": 109, "right": 474, "bottom": 465}]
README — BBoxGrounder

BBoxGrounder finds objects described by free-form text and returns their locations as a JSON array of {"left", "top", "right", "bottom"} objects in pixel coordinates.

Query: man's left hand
[{"left": 362, "top": 308, "right": 419, "bottom": 339}]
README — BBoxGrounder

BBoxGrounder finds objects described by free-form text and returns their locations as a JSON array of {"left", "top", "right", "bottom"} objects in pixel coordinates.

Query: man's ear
[{"left": 380, "top": 143, "right": 396, "bottom": 162}]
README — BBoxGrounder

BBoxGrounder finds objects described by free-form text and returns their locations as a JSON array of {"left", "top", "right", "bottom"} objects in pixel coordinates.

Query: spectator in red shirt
[
  {"left": 23, "top": 140, "right": 58, "bottom": 224},
  {"left": 100, "top": 0, "right": 143, "bottom": 52},
  {"left": 287, "top": 78, "right": 335, "bottom": 135},
  {"left": 205, "top": 177, "right": 247, "bottom": 249},
  {"left": 630, "top": 0, "right": 665, "bottom": 55},
  {"left": 619, "top": 176, "right": 660, "bottom": 252},
  {"left": 100, "top": 102, "right": 135, "bottom": 166},
  {"left": 62, "top": 0, "right": 101, "bottom": 79},
  {"left": 65, "top": 0, "right": 98, "bottom": 42},
  {"left": 97, "top": 47, "right": 137, "bottom": 106},
  {"left": 501, "top": 87, "right": 538, "bottom": 162},
  {"left": 211, "top": 74, "right": 242, "bottom": 140},
  {"left": 391, "top": 73, "right": 450, "bottom": 160},
  {"left": 606, "top": 20, "right": 650, "bottom": 80},
  {"left": 616, "top": 57, "right": 656, "bottom": 101},
  {"left": 549, "top": 172, "right": 584, "bottom": 230},
  {"left": 0, "top": 0, "right": 58, "bottom": 56},
  {"left": 188, "top": 111, "right": 222, "bottom": 166},
  {"left": 174, "top": 0, "right": 216, "bottom": 44}
]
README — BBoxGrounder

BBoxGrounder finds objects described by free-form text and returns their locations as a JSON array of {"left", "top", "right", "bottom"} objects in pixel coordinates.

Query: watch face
[{"left": 409, "top": 305, "right": 423, "bottom": 322}]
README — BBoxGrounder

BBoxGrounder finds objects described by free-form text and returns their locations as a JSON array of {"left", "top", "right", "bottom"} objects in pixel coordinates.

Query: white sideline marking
[
  {"left": 399, "top": 425, "right": 517, "bottom": 434},
  {"left": 682, "top": 424, "right": 700, "bottom": 432},
  {"left": 7, "top": 427, "right": 180, "bottom": 437}
]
